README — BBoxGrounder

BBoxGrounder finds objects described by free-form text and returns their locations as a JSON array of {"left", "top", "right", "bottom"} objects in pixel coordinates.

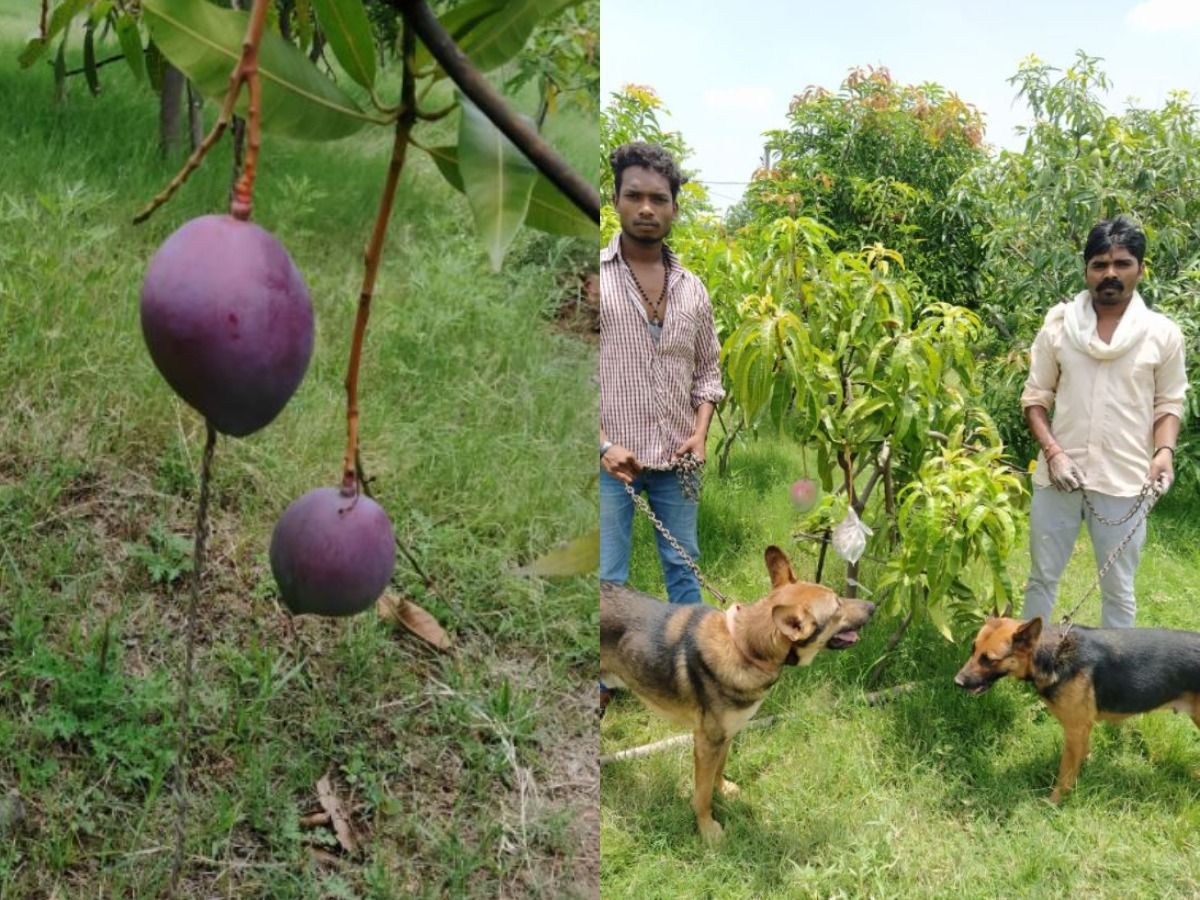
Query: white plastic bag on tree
[{"left": 832, "top": 507, "right": 873, "bottom": 564}]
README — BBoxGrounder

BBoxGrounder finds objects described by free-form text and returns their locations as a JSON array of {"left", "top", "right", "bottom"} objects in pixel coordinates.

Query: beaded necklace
[{"left": 624, "top": 247, "right": 670, "bottom": 325}]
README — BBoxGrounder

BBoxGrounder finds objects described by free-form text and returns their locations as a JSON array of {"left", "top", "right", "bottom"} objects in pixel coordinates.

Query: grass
[
  {"left": 601, "top": 437, "right": 1200, "bottom": 898},
  {"left": 0, "top": 10, "right": 598, "bottom": 898}
]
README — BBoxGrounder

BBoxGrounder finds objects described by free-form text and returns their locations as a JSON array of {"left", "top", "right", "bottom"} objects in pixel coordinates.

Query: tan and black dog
[
  {"left": 600, "top": 545, "right": 874, "bottom": 842},
  {"left": 955, "top": 611, "right": 1200, "bottom": 802}
]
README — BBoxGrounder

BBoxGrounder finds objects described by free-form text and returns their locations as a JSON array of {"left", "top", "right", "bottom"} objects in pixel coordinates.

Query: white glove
[{"left": 1047, "top": 452, "right": 1083, "bottom": 492}]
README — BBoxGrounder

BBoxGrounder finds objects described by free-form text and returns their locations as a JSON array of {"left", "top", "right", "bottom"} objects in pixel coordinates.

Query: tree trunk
[
  {"left": 814, "top": 528, "right": 831, "bottom": 584},
  {"left": 716, "top": 409, "right": 744, "bottom": 477},
  {"left": 159, "top": 63, "right": 185, "bottom": 158},
  {"left": 186, "top": 80, "right": 204, "bottom": 151},
  {"left": 309, "top": 30, "right": 326, "bottom": 64},
  {"left": 277, "top": 0, "right": 294, "bottom": 41},
  {"left": 866, "top": 607, "right": 916, "bottom": 689}
]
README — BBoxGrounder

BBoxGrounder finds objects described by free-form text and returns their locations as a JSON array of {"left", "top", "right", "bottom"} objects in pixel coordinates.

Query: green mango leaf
[
  {"left": 114, "top": 15, "right": 145, "bottom": 84},
  {"left": 457, "top": 97, "right": 537, "bottom": 270},
  {"left": 425, "top": 144, "right": 596, "bottom": 240},
  {"left": 83, "top": 21, "right": 100, "bottom": 96},
  {"left": 143, "top": 0, "right": 377, "bottom": 141},
  {"left": 19, "top": 0, "right": 88, "bottom": 68},
  {"left": 515, "top": 530, "right": 599, "bottom": 577},
  {"left": 457, "top": 0, "right": 576, "bottom": 72},
  {"left": 425, "top": 144, "right": 465, "bottom": 191},
  {"left": 310, "top": 0, "right": 375, "bottom": 91},
  {"left": 525, "top": 175, "right": 599, "bottom": 240},
  {"left": 90, "top": 1, "right": 114, "bottom": 25}
]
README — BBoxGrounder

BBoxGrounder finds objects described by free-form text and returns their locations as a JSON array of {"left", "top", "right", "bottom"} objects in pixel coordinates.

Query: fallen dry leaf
[
  {"left": 307, "top": 846, "right": 344, "bottom": 868},
  {"left": 378, "top": 593, "right": 452, "bottom": 651},
  {"left": 298, "top": 811, "right": 331, "bottom": 828},
  {"left": 316, "top": 773, "right": 359, "bottom": 856}
]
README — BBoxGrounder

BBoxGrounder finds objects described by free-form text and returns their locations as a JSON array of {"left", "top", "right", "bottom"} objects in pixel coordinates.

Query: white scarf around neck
[{"left": 1058, "top": 288, "right": 1149, "bottom": 360}]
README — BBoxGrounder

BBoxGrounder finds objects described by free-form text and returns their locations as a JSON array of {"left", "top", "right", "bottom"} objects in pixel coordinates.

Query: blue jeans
[{"left": 599, "top": 468, "right": 702, "bottom": 604}]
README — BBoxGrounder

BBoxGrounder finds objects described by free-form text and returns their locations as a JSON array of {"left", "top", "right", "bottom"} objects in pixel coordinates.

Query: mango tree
[{"left": 721, "top": 215, "right": 1025, "bottom": 664}]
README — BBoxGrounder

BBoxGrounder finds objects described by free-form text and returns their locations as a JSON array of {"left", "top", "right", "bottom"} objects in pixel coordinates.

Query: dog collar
[{"left": 725, "top": 604, "right": 777, "bottom": 675}]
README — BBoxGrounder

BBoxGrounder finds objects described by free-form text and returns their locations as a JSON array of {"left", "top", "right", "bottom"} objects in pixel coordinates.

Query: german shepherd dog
[
  {"left": 600, "top": 546, "right": 875, "bottom": 842},
  {"left": 955, "top": 610, "right": 1200, "bottom": 802}
]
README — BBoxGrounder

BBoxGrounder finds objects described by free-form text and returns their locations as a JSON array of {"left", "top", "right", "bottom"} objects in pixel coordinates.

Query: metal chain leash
[
  {"left": 1060, "top": 483, "right": 1162, "bottom": 633},
  {"left": 623, "top": 453, "right": 734, "bottom": 608},
  {"left": 1080, "top": 482, "right": 1152, "bottom": 526}
]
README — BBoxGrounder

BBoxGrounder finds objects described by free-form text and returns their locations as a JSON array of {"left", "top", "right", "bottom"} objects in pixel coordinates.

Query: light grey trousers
[{"left": 1023, "top": 486, "right": 1148, "bottom": 629}]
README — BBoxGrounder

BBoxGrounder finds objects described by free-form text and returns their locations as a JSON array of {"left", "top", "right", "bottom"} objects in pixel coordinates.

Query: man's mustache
[{"left": 1099, "top": 278, "right": 1122, "bottom": 291}]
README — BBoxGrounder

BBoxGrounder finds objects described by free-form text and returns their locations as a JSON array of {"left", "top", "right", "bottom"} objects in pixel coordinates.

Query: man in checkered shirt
[{"left": 599, "top": 143, "right": 725, "bottom": 604}]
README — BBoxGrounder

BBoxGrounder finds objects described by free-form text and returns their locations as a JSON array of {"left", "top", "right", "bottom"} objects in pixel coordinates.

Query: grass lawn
[
  {"left": 0, "top": 8, "right": 598, "bottom": 897},
  {"left": 601, "top": 436, "right": 1200, "bottom": 898}
]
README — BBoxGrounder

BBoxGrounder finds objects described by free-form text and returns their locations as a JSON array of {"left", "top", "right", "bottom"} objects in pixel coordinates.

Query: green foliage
[
  {"left": 26, "top": 649, "right": 176, "bottom": 792},
  {"left": 876, "top": 444, "right": 1024, "bottom": 639},
  {"left": 425, "top": 142, "right": 598, "bottom": 240},
  {"left": 505, "top": 0, "right": 598, "bottom": 121},
  {"left": 125, "top": 521, "right": 194, "bottom": 587},
  {"left": 311, "top": 0, "right": 377, "bottom": 90},
  {"left": 457, "top": 96, "right": 539, "bottom": 271},
  {"left": 740, "top": 66, "right": 989, "bottom": 306},
  {"left": 16, "top": 1, "right": 599, "bottom": 269},
  {"left": 142, "top": 0, "right": 375, "bottom": 139},
  {"left": 716, "top": 214, "right": 1023, "bottom": 621}
]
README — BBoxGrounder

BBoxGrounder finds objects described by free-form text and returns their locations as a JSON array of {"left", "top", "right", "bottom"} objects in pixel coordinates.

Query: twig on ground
[{"left": 602, "top": 681, "right": 926, "bottom": 764}]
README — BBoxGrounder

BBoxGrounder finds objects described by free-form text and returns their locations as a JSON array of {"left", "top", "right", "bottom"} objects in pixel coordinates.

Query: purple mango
[
  {"left": 141, "top": 214, "right": 314, "bottom": 436},
  {"left": 270, "top": 487, "right": 396, "bottom": 617}
]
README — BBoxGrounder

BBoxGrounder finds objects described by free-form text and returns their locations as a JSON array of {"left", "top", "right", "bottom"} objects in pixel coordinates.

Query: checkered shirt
[{"left": 599, "top": 233, "right": 725, "bottom": 467}]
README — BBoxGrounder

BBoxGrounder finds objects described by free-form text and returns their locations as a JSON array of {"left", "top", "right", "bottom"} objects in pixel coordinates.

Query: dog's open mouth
[
  {"left": 826, "top": 628, "right": 860, "bottom": 650},
  {"left": 955, "top": 673, "right": 999, "bottom": 695}
]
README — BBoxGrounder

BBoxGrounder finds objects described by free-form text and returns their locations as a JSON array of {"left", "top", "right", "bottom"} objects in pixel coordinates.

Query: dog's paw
[
  {"left": 698, "top": 818, "right": 724, "bottom": 844},
  {"left": 718, "top": 779, "right": 740, "bottom": 799},
  {"left": 1048, "top": 787, "right": 1062, "bottom": 805}
]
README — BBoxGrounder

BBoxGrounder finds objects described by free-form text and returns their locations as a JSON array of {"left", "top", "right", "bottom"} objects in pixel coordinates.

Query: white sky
[{"left": 601, "top": 0, "right": 1200, "bottom": 211}]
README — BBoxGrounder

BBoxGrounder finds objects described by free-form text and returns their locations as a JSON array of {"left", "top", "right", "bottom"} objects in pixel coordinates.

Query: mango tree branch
[
  {"left": 133, "top": 0, "right": 271, "bottom": 225},
  {"left": 341, "top": 22, "right": 418, "bottom": 496},
  {"left": 388, "top": 0, "right": 600, "bottom": 223},
  {"left": 229, "top": 0, "right": 269, "bottom": 220}
]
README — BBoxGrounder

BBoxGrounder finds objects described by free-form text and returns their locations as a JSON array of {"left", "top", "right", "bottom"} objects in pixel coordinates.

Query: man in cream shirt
[{"left": 1021, "top": 216, "right": 1188, "bottom": 628}]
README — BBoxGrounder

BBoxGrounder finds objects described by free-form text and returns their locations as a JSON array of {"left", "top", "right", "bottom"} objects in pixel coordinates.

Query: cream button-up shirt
[{"left": 1021, "top": 300, "right": 1188, "bottom": 497}]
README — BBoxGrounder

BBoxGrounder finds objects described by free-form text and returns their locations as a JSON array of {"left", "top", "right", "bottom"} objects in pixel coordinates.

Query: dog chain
[
  {"left": 1080, "top": 482, "right": 1152, "bottom": 526},
  {"left": 1060, "top": 483, "right": 1162, "bottom": 632},
  {"left": 622, "top": 453, "right": 734, "bottom": 608}
]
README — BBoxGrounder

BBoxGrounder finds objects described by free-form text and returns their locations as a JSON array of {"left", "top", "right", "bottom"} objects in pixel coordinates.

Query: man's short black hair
[
  {"left": 610, "top": 142, "right": 683, "bottom": 201},
  {"left": 1084, "top": 216, "right": 1147, "bottom": 264}
]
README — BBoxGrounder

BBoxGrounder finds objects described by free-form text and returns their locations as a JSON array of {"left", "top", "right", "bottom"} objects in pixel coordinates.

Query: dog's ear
[
  {"left": 764, "top": 546, "right": 796, "bottom": 587},
  {"left": 772, "top": 603, "right": 817, "bottom": 644},
  {"left": 1013, "top": 616, "right": 1042, "bottom": 648}
]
